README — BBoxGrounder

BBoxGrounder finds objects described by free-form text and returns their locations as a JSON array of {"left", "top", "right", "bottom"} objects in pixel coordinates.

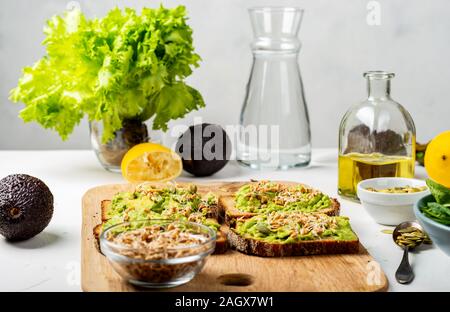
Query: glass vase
[
  {"left": 237, "top": 7, "right": 311, "bottom": 170},
  {"left": 338, "top": 71, "right": 416, "bottom": 200},
  {"left": 90, "top": 119, "right": 150, "bottom": 172}
]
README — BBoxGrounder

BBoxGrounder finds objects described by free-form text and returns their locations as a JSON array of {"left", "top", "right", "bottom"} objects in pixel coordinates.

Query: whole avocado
[
  {"left": 0, "top": 174, "right": 54, "bottom": 241},
  {"left": 176, "top": 123, "right": 232, "bottom": 177}
]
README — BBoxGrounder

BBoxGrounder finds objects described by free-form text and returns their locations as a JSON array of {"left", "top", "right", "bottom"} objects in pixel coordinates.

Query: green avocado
[
  {"left": 0, "top": 174, "right": 54, "bottom": 241},
  {"left": 235, "top": 183, "right": 332, "bottom": 213}
]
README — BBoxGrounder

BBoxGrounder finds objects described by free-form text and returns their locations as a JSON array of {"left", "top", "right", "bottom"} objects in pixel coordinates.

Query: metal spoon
[{"left": 392, "top": 221, "right": 424, "bottom": 284}]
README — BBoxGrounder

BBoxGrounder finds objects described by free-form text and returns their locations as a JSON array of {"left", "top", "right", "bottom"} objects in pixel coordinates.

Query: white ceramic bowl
[{"left": 357, "top": 178, "right": 430, "bottom": 226}]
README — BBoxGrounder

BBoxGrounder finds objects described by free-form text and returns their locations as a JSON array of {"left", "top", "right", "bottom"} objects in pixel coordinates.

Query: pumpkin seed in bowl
[{"left": 365, "top": 185, "right": 428, "bottom": 194}]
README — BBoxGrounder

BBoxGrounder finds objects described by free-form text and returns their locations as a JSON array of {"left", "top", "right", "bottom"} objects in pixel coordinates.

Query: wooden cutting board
[{"left": 81, "top": 182, "right": 388, "bottom": 292}]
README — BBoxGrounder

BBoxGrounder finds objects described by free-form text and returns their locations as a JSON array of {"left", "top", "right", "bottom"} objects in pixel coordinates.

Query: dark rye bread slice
[
  {"left": 93, "top": 200, "right": 228, "bottom": 254},
  {"left": 92, "top": 199, "right": 111, "bottom": 239},
  {"left": 215, "top": 225, "right": 229, "bottom": 254},
  {"left": 227, "top": 229, "right": 359, "bottom": 257},
  {"left": 219, "top": 195, "right": 341, "bottom": 227}
]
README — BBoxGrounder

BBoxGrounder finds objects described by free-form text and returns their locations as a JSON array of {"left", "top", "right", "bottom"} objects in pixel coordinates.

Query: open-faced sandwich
[
  {"left": 227, "top": 211, "right": 359, "bottom": 257},
  {"left": 219, "top": 181, "right": 341, "bottom": 226},
  {"left": 94, "top": 183, "right": 229, "bottom": 253},
  {"left": 95, "top": 180, "right": 358, "bottom": 258}
]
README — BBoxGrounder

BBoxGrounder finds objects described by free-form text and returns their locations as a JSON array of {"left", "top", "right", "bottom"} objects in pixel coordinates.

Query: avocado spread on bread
[
  {"left": 103, "top": 183, "right": 220, "bottom": 231},
  {"left": 235, "top": 181, "right": 332, "bottom": 214},
  {"left": 236, "top": 212, "right": 357, "bottom": 243}
]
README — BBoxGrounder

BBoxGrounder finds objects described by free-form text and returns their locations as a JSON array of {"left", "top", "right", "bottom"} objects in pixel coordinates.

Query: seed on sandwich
[{"left": 256, "top": 223, "right": 271, "bottom": 235}]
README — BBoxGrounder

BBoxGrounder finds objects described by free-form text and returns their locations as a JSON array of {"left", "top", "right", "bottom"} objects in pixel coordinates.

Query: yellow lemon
[
  {"left": 424, "top": 131, "right": 450, "bottom": 187},
  {"left": 121, "top": 143, "right": 182, "bottom": 183}
]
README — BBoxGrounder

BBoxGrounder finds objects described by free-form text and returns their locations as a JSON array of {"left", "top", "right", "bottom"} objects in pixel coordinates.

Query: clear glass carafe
[
  {"left": 237, "top": 7, "right": 311, "bottom": 170},
  {"left": 338, "top": 71, "right": 416, "bottom": 200}
]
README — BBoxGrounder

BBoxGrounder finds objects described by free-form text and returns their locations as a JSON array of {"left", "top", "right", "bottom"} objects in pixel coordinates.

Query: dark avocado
[
  {"left": 0, "top": 174, "right": 54, "bottom": 241},
  {"left": 176, "top": 123, "right": 231, "bottom": 177}
]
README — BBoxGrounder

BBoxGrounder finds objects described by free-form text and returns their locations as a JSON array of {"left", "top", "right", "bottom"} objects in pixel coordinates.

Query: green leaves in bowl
[{"left": 420, "top": 179, "right": 450, "bottom": 225}]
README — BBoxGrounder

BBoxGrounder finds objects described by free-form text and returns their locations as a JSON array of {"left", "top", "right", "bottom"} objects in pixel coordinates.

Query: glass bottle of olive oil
[
  {"left": 338, "top": 153, "right": 415, "bottom": 199},
  {"left": 338, "top": 72, "right": 416, "bottom": 200}
]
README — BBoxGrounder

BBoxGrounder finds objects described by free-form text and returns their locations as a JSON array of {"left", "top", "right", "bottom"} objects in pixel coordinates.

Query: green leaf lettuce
[{"left": 10, "top": 6, "right": 205, "bottom": 142}]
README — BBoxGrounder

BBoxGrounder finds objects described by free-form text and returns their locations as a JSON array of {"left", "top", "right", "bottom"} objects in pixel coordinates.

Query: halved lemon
[
  {"left": 424, "top": 131, "right": 450, "bottom": 187},
  {"left": 121, "top": 143, "right": 183, "bottom": 183}
]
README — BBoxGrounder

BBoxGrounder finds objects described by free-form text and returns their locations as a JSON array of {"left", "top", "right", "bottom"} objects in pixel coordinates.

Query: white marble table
[{"left": 0, "top": 149, "right": 448, "bottom": 292}]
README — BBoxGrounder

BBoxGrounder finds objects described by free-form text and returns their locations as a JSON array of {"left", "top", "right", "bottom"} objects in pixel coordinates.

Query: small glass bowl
[{"left": 100, "top": 219, "right": 216, "bottom": 288}]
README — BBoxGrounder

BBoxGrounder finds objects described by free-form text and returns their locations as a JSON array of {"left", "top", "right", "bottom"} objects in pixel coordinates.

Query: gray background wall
[{"left": 1, "top": 0, "right": 449, "bottom": 150}]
